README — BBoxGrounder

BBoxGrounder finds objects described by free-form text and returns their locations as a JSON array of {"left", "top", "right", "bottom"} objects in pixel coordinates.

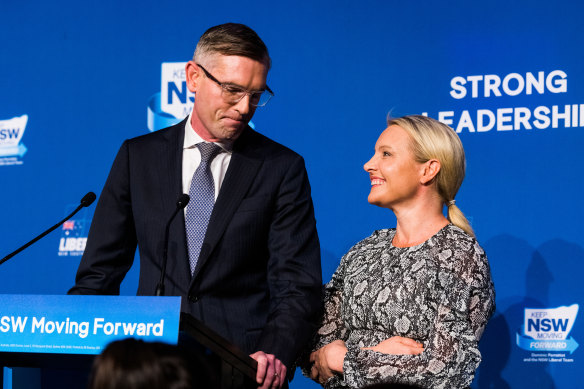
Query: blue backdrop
[{"left": 1, "top": 1, "right": 583, "bottom": 387}]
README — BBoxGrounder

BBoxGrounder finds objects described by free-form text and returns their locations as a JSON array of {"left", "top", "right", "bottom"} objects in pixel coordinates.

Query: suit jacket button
[{"left": 189, "top": 294, "right": 199, "bottom": 302}]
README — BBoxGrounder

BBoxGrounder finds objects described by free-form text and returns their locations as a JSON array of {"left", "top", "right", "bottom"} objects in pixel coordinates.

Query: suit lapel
[
  {"left": 191, "top": 127, "right": 263, "bottom": 281},
  {"left": 157, "top": 119, "right": 191, "bottom": 279},
  {"left": 157, "top": 120, "right": 186, "bottom": 208}
]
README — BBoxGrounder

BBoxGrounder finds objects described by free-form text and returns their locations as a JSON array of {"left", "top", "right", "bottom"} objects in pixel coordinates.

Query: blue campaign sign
[{"left": 0, "top": 295, "right": 181, "bottom": 355}]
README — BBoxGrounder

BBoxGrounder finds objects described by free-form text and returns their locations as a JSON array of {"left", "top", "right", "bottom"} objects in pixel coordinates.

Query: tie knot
[{"left": 197, "top": 142, "right": 222, "bottom": 163}]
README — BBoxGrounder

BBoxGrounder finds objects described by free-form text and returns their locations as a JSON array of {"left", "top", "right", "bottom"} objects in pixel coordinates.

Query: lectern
[{"left": 0, "top": 295, "right": 257, "bottom": 388}]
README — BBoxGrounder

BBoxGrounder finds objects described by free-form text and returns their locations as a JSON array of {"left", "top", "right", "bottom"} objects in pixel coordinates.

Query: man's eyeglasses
[{"left": 196, "top": 63, "right": 274, "bottom": 107}]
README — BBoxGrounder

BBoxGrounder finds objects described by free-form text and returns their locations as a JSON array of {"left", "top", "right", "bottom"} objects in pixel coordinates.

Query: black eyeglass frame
[{"left": 196, "top": 63, "right": 274, "bottom": 107}]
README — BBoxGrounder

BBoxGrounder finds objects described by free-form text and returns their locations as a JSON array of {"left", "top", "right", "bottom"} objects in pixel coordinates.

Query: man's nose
[{"left": 233, "top": 94, "right": 252, "bottom": 115}]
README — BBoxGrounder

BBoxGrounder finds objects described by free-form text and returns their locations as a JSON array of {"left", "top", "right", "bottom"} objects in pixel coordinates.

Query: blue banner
[{"left": 0, "top": 295, "right": 181, "bottom": 355}]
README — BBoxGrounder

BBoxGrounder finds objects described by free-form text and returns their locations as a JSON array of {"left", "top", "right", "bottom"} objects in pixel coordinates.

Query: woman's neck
[{"left": 392, "top": 202, "right": 449, "bottom": 247}]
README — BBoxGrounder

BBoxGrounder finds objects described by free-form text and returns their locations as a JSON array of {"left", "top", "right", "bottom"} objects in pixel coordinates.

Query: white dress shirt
[{"left": 182, "top": 111, "right": 233, "bottom": 201}]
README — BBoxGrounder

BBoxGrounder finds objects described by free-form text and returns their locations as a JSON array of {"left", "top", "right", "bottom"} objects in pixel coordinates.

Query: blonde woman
[{"left": 307, "top": 115, "right": 495, "bottom": 388}]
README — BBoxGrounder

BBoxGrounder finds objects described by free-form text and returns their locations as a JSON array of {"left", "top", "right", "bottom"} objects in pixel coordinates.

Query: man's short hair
[{"left": 193, "top": 23, "right": 271, "bottom": 69}]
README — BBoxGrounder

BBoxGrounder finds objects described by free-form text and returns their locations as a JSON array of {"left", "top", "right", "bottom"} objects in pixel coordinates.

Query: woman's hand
[
  {"left": 362, "top": 336, "right": 424, "bottom": 355},
  {"left": 309, "top": 340, "right": 347, "bottom": 383}
]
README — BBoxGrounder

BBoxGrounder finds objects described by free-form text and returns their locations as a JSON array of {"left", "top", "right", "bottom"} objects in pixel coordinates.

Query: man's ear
[
  {"left": 420, "top": 159, "right": 441, "bottom": 184},
  {"left": 185, "top": 61, "right": 200, "bottom": 93}
]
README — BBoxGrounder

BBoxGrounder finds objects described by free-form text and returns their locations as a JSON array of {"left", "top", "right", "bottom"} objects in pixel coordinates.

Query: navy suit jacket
[{"left": 69, "top": 119, "right": 322, "bottom": 369}]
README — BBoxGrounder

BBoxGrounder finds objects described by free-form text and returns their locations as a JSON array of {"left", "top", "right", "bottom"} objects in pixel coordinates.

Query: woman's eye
[{"left": 383, "top": 151, "right": 391, "bottom": 157}]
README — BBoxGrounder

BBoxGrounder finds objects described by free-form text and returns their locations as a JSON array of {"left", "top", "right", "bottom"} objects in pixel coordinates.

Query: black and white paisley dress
[{"left": 307, "top": 224, "right": 495, "bottom": 389}]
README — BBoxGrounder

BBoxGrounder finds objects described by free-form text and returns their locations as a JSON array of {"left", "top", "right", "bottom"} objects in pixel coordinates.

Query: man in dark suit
[{"left": 69, "top": 23, "right": 322, "bottom": 389}]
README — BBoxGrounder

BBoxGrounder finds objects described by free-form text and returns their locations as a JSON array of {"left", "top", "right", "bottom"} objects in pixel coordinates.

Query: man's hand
[
  {"left": 309, "top": 339, "right": 347, "bottom": 384},
  {"left": 362, "top": 336, "right": 424, "bottom": 355},
  {"left": 250, "top": 351, "right": 287, "bottom": 389}
]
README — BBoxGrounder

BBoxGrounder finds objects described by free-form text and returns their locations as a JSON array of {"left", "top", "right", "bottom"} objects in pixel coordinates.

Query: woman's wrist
[{"left": 325, "top": 340, "right": 348, "bottom": 373}]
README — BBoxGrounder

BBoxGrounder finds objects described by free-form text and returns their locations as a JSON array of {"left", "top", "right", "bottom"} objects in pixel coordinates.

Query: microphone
[
  {"left": 0, "top": 192, "right": 97, "bottom": 267},
  {"left": 155, "top": 194, "right": 190, "bottom": 296},
  {"left": 80, "top": 192, "right": 97, "bottom": 207}
]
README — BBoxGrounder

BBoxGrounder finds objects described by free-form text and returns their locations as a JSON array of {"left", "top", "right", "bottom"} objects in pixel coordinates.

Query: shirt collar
[{"left": 183, "top": 110, "right": 233, "bottom": 152}]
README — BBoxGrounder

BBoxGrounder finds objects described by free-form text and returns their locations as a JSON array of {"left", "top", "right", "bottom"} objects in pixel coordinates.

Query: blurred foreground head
[{"left": 88, "top": 338, "right": 195, "bottom": 389}]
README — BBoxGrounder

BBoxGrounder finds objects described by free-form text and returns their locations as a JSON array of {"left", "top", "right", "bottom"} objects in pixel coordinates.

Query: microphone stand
[
  {"left": 0, "top": 192, "right": 96, "bottom": 267},
  {"left": 155, "top": 194, "right": 190, "bottom": 296}
]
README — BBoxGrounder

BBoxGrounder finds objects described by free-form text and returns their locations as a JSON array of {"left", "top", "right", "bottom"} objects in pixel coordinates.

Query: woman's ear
[{"left": 420, "top": 159, "right": 441, "bottom": 184}]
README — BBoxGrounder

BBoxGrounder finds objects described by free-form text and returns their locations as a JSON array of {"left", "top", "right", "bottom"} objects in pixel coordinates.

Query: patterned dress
[{"left": 308, "top": 224, "right": 495, "bottom": 389}]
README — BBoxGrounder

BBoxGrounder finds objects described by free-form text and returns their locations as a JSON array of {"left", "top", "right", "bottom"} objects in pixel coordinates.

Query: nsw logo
[
  {"left": 147, "top": 62, "right": 193, "bottom": 132},
  {"left": 0, "top": 115, "right": 28, "bottom": 166},
  {"left": 516, "top": 304, "right": 579, "bottom": 354}
]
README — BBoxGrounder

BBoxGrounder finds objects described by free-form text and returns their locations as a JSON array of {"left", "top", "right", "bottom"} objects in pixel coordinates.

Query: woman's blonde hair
[{"left": 388, "top": 115, "right": 474, "bottom": 237}]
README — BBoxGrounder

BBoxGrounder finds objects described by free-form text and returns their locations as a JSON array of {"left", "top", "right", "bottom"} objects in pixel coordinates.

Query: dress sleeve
[
  {"left": 314, "top": 250, "right": 351, "bottom": 349},
  {"left": 299, "top": 246, "right": 352, "bottom": 383},
  {"left": 342, "top": 240, "right": 495, "bottom": 389}
]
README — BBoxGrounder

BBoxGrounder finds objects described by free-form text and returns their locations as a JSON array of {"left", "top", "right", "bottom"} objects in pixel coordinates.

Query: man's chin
[{"left": 219, "top": 125, "right": 245, "bottom": 141}]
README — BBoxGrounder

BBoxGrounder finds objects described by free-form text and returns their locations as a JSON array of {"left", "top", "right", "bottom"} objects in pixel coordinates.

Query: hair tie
[{"left": 447, "top": 200, "right": 456, "bottom": 207}]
